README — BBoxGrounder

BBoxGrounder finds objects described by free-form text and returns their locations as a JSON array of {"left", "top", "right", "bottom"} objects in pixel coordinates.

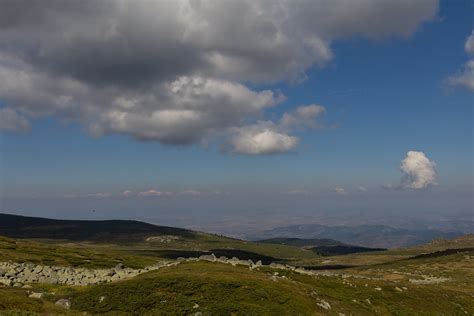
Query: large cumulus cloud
[
  {"left": 400, "top": 151, "right": 437, "bottom": 189},
  {"left": 0, "top": 0, "right": 439, "bottom": 153}
]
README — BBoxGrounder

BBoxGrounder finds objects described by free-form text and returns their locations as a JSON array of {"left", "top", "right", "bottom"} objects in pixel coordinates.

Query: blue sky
[{"left": 0, "top": 0, "right": 472, "bottom": 233}]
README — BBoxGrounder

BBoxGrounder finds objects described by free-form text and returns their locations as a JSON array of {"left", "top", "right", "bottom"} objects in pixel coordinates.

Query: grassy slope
[
  {"left": 0, "top": 233, "right": 318, "bottom": 269},
  {"left": 296, "top": 234, "right": 474, "bottom": 267},
  {"left": 1, "top": 259, "right": 473, "bottom": 315},
  {"left": 0, "top": 236, "right": 156, "bottom": 269},
  {"left": 0, "top": 235, "right": 472, "bottom": 315}
]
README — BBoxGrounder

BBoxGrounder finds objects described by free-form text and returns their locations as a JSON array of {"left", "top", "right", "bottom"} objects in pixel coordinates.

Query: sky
[{"left": 0, "top": 0, "right": 472, "bottom": 235}]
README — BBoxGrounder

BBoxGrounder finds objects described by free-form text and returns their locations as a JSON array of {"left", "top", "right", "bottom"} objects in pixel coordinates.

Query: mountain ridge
[
  {"left": 0, "top": 213, "right": 197, "bottom": 242},
  {"left": 248, "top": 223, "right": 465, "bottom": 248}
]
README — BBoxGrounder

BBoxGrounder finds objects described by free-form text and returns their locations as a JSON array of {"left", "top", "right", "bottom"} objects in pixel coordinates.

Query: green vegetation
[
  {"left": 0, "top": 214, "right": 473, "bottom": 315},
  {"left": 0, "top": 236, "right": 156, "bottom": 269},
  {"left": 71, "top": 262, "right": 319, "bottom": 315},
  {"left": 1, "top": 257, "right": 473, "bottom": 315},
  {"left": 0, "top": 287, "right": 73, "bottom": 315}
]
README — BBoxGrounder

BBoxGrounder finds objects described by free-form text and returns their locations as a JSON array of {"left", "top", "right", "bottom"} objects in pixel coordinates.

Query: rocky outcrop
[
  {"left": 1, "top": 253, "right": 449, "bottom": 288},
  {"left": 0, "top": 261, "right": 179, "bottom": 287}
]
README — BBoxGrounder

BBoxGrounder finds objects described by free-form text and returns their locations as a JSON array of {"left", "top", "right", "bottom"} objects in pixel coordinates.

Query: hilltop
[{"left": 0, "top": 213, "right": 196, "bottom": 243}]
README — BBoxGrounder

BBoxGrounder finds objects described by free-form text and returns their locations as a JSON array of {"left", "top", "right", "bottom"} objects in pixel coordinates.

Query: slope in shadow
[
  {"left": 407, "top": 247, "right": 474, "bottom": 260},
  {"left": 0, "top": 213, "right": 196, "bottom": 243},
  {"left": 135, "top": 249, "right": 281, "bottom": 265}
]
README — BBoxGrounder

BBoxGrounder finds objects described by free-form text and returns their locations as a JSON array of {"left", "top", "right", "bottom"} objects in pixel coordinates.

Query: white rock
[{"left": 29, "top": 292, "right": 44, "bottom": 299}]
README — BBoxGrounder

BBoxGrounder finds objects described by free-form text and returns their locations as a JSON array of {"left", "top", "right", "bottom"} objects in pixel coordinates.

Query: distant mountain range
[
  {"left": 258, "top": 237, "right": 386, "bottom": 255},
  {"left": 247, "top": 223, "right": 466, "bottom": 248},
  {"left": 0, "top": 213, "right": 197, "bottom": 243},
  {"left": 2, "top": 213, "right": 468, "bottom": 250}
]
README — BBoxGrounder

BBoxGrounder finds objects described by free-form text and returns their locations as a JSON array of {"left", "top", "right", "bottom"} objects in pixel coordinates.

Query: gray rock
[
  {"left": 29, "top": 292, "right": 44, "bottom": 299},
  {"left": 55, "top": 298, "right": 71, "bottom": 309}
]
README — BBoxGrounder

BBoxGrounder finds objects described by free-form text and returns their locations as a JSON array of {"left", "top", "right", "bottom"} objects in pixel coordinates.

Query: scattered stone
[
  {"left": 199, "top": 254, "right": 217, "bottom": 262},
  {"left": 366, "top": 299, "right": 372, "bottom": 305},
  {"left": 409, "top": 276, "right": 451, "bottom": 285},
  {"left": 374, "top": 287, "right": 382, "bottom": 291},
  {"left": 115, "top": 263, "right": 125, "bottom": 270},
  {"left": 0, "top": 253, "right": 372, "bottom": 288},
  {"left": 316, "top": 299, "right": 331, "bottom": 310},
  {"left": 193, "top": 303, "right": 199, "bottom": 309},
  {"left": 145, "top": 235, "right": 180, "bottom": 243},
  {"left": 395, "top": 287, "right": 403, "bottom": 292},
  {"left": 99, "top": 296, "right": 106, "bottom": 303},
  {"left": 55, "top": 298, "right": 71, "bottom": 309},
  {"left": 29, "top": 292, "right": 43, "bottom": 299},
  {"left": 0, "top": 279, "right": 12, "bottom": 286}
]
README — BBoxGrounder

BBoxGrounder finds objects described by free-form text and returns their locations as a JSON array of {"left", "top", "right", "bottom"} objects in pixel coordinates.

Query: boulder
[
  {"left": 29, "top": 292, "right": 44, "bottom": 299},
  {"left": 55, "top": 298, "right": 71, "bottom": 309}
]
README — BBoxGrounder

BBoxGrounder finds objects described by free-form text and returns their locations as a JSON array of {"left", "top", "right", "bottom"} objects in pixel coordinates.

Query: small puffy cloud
[
  {"left": 87, "top": 192, "right": 113, "bottom": 198},
  {"left": 228, "top": 104, "right": 326, "bottom": 155},
  {"left": 446, "top": 31, "right": 474, "bottom": 91},
  {"left": 334, "top": 186, "right": 347, "bottom": 195},
  {"left": 0, "top": 108, "right": 30, "bottom": 133},
  {"left": 280, "top": 104, "right": 326, "bottom": 129},
  {"left": 286, "top": 189, "right": 313, "bottom": 196},
  {"left": 446, "top": 60, "right": 474, "bottom": 91},
  {"left": 400, "top": 151, "right": 437, "bottom": 189},
  {"left": 120, "top": 190, "right": 134, "bottom": 197},
  {"left": 137, "top": 190, "right": 167, "bottom": 197},
  {"left": 177, "top": 190, "right": 202, "bottom": 196},
  {"left": 357, "top": 186, "right": 367, "bottom": 192},
  {"left": 465, "top": 31, "right": 474, "bottom": 55},
  {"left": 229, "top": 122, "right": 299, "bottom": 155}
]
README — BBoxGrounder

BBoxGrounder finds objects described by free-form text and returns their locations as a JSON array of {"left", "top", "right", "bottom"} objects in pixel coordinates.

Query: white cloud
[
  {"left": 177, "top": 190, "right": 202, "bottom": 196},
  {"left": 280, "top": 104, "right": 326, "bottom": 129},
  {"left": 286, "top": 189, "right": 313, "bottom": 196},
  {"left": 447, "top": 31, "right": 474, "bottom": 91},
  {"left": 446, "top": 60, "right": 474, "bottom": 91},
  {"left": 0, "top": 0, "right": 439, "bottom": 153},
  {"left": 137, "top": 190, "right": 174, "bottom": 197},
  {"left": 357, "top": 186, "right": 368, "bottom": 192},
  {"left": 87, "top": 192, "right": 113, "bottom": 198},
  {"left": 0, "top": 107, "right": 30, "bottom": 133},
  {"left": 229, "top": 104, "right": 326, "bottom": 154},
  {"left": 120, "top": 190, "right": 134, "bottom": 197},
  {"left": 400, "top": 151, "right": 437, "bottom": 189},
  {"left": 229, "top": 122, "right": 299, "bottom": 155},
  {"left": 334, "top": 186, "right": 347, "bottom": 195},
  {"left": 464, "top": 31, "right": 474, "bottom": 55}
]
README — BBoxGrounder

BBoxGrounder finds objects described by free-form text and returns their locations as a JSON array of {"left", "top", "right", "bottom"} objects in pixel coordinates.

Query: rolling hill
[
  {"left": 258, "top": 237, "right": 386, "bottom": 256},
  {"left": 0, "top": 213, "right": 197, "bottom": 242},
  {"left": 0, "top": 234, "right": 472, "bottom": 315}
]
